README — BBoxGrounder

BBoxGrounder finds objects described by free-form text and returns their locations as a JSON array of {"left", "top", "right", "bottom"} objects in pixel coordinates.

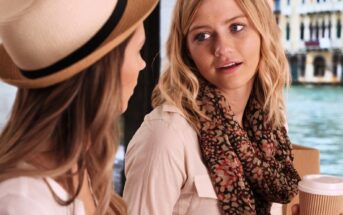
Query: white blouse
[{"left": 0, "top": 176, "right": 85, "bottom": 215}]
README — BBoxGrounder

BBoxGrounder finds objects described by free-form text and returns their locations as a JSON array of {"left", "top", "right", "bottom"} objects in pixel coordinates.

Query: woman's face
[
  {"left": 186, "top": 0, "right": 261, "bottom": 91},
  {"left": 121, "top": 23, "right": 146, "bottom": 112}
]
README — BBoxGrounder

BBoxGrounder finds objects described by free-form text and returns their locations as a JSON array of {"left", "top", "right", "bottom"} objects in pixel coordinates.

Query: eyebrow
[{"left": 189, "top": 14, "right": 246, "bottom": 33}]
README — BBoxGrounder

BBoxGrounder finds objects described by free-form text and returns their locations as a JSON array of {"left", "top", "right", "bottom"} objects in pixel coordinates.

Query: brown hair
[
  {"left": 153, "top": 0, "right": 289, "bottom": 129},
  {"left": 0, "top": 38, "right": 130, "bottom": 214}
]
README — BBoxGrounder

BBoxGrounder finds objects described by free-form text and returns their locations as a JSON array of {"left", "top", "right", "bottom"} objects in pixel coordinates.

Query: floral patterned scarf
[{"left": 196, "top": 81, "right": 301, "bottom": 215}]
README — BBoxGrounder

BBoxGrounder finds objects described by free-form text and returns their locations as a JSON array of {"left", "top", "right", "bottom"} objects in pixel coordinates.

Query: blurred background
[
  {"left": 274, "top": 0, "right": 343, "bottom": 177},
  {"left": 0, "top": 0, "right": 342, "bottom": 194}
]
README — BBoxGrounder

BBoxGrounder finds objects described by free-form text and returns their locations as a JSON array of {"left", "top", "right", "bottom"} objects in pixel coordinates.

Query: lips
[{"left": 216, "top": 61, "right": 243, "bottom": 74}]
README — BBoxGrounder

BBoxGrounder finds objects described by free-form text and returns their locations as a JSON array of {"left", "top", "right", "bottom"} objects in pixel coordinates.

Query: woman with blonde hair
[
  {"left": 0, "top": 0, "right": 158, "bottom": 214},
  {"left": 124, "top": 0, "right": 300, "bottom": 214}
]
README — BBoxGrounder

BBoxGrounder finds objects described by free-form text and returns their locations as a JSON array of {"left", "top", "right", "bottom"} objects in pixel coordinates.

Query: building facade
[{"left": 275, "top": 0, "right": 343, "bottom": 84}]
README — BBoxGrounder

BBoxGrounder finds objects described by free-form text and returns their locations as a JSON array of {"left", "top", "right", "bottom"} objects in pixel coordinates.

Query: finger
[{"left": 291, "top": 204, "right": 299, "bottom": 215}]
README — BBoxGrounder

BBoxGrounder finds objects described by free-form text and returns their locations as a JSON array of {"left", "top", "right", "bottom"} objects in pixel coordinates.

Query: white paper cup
[{"left": 298, "top": 174, "right": 343, "bottom": 215}]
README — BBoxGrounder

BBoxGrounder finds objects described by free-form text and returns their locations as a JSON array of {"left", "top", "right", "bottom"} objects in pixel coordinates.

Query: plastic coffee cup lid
[{"left": 298, "top": 174, "right": 343, "bottom": 196}]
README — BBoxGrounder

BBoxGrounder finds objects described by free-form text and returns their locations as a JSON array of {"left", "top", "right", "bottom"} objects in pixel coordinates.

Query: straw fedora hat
[{"left": 0, "top": 0, "right": 158, "bottom": 88}]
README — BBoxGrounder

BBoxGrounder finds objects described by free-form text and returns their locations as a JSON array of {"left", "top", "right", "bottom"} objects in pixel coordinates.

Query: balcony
[
  {"left": 305, "top": 40, "right": 320, "bottom": 48},
  {"left": 299, "top": 1, "right": 343, "bottom": 14},
  {"left": 304, "top": 38, "right": 343, "bottom": 50}
]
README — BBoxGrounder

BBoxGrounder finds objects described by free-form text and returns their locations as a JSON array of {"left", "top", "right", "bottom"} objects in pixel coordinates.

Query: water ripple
[{"left": 286, "top": 85, "right": 343, "bottom": 177}]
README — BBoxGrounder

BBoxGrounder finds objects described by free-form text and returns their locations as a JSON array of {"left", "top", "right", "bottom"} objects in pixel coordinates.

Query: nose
[
  {"left": 214, "top": 35, "right": 234, "bottom": 58},
  {"left": 140, "top": 57, "right": 146, "bottom": 70},
  {"left": 214, "top": 47, "right": 231, "bottom": 57}
]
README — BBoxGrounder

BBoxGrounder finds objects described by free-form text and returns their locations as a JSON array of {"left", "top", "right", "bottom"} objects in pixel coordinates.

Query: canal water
[{"left": 286, "top": 85, "right": 343, "bottom": 177}]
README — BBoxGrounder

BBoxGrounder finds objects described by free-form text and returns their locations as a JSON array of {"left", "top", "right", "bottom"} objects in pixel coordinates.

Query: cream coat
[
  {"left": 123, "top": 104, "right": 283, "bottom": 215},
  {"left": 123, "top": 104, "right": 221, "bottom": 215}
]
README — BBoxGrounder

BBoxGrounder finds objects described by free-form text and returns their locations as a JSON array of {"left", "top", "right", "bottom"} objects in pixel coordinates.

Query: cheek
[
  {"left": 122, "top": 52, "right": 140, "bottom": 81},
  {"left": 120, "top": 62, "right": 138, "bottom": 112},
  {"left": 188, "top": 46, "right": 212, "bottom": 72},
  {"left": 251, "top": 34, "right": 261, "bottom": 56},
  {"left": 121, "top": 64, "right": 138, "bottom": 94},
  {"left": 244, "top": 37, "right": 261, "bottom": 72},
  {"left": 121, "top": 60, "right": 134, "bottom": 96},
  {"left": 121, "top": 51, "right": 145, "bottom": 98},
  {"left": 252, "top": 39, "right": 261, "bottom": 61}
]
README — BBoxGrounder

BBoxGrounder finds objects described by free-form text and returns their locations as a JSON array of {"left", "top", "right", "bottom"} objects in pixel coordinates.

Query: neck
[{"left": 219, "top": 79, "right": 254, "bottom": 126}]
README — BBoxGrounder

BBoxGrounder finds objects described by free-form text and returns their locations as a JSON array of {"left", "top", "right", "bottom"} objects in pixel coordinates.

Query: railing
[
  {"left": 303, "top": 38, "right": 343, "bottom": 50},
  {"left": 298, "top": 1, "right": 343, "bottom": 14},
  {"left": 305, "top": 40, "right": 320, "bottom": 47}
]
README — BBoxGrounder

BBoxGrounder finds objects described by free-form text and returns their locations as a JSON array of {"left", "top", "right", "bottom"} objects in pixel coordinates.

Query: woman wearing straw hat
[{"left": 0, "top": 0, "right": 158, "bottom": 214}]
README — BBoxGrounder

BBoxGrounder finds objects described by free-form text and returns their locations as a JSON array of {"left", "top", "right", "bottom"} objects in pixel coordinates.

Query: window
[
  {"left": 315, "top": 22, "right": 319, "bottom": 40},
  {"left": 322, "top": 21, "right": 325, "bottom": 38},
  {"left": 333, "top": 54, "right": 339, "bottom": 77},
  {"left": 309, "top": 23, "right": 313, "bottom": 40},
  {"left": 300, "top": 55, "right": 306, "bottom": 77},
  {"left": 313, "top": 56, "right": 326, "bottom": 77},
  {"left": 300, "top": 22, "right": 305, "bottom": 40},
  {"left": 287, "top": 0, "right": 291, "bottom": 5},
  {"left": 286, "top": 23, "right": 290, "bottom": 40},
  {"left": 337, "top": 20, "right": 342, "bottom": 39},
  {"left": 290, "top": 56, "right": 299, "bottom": 81},
  {"left": 328, "top": 21, "right": 332, "bottom": 38}
]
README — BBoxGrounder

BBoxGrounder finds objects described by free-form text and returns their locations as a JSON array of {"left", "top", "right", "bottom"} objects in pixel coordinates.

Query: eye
[
  {"left": 230, "top": 23, "right": 245, "bottom": 32},
  {"left": 194, "top": 32, "right": 211, "bottom": 42}
]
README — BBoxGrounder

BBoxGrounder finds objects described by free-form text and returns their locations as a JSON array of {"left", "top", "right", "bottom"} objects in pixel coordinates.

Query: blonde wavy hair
[
  {"left": 153, "top": 0, "right": 290, "bottom": 130},
  {"left": 0, "top": 39, "right": 130, "bottom": 214}
]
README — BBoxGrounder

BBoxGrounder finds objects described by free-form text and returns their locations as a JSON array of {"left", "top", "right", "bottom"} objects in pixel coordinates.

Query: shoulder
[
  {"left": 0, "top": 177, "right": 85, "bottom": 214},
  {"left": 132, "top": 104, "right": 197, "bottom": 145},
  {"left": 0, "top": 177, "right": 50, "bottom": 214},
  {"left": 126, "top": 104, "right": 198, "bottom": 157},
  {"left": 0, "top": 176, "right": 48, "bottom": 198},
  {"left": 143, "top": 104, "right": 195, "bottom": 134}
]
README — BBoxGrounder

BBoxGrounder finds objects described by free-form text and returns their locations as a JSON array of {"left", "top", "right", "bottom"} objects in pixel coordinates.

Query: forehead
[{"left": 191, "top": 0, "right": 244, "bottom": 25}]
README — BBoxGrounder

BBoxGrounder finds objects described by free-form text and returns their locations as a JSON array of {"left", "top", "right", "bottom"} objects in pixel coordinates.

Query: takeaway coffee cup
[{"left": 298, "top": 174, "right": 343, "bottom": 215}]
